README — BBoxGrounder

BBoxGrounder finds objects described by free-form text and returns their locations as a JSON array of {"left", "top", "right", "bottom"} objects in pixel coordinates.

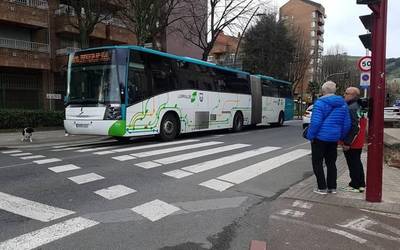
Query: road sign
[
  {"left": 46, "top": 93, "right": 62, "bottom": 100},
  {"left": 358, "top": 56, "right": 372, "bottom": 72},
  {"left": 360, "top": 72, "right": 371, "bottom": 88}
]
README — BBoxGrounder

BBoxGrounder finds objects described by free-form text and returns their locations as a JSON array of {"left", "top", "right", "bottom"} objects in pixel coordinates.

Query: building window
[
  {"left": 310, "top": 31, "right": 316, "bottom": 37},
  {"left": 310, "top": 40, "right": 315, "bottom": 46},
  {"left": 311, "top": 21, "right": 316, "bottom": 28}
]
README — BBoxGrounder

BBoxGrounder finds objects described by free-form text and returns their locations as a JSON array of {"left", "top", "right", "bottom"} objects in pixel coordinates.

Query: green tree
[{"left": 241, "top": 13, "right": 295, "bottom": 80}]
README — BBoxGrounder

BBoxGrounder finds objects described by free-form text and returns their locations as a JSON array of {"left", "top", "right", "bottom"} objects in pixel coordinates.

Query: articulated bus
[{"left": 64, "top": 46, "right": 293, "bottom": 141}]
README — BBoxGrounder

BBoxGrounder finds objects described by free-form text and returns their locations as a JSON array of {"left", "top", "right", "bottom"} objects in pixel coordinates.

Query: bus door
[{"left": 250, "top": 75, "right": 262, "bottom": 124}]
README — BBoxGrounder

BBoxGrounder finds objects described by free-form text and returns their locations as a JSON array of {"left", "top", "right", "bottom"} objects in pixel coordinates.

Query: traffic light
[
  {"left": 357, "top": 0, "right": 381, "bottom": 50},
  {"left": 357, "top": 0, "right": 380, "bottom": 4}
]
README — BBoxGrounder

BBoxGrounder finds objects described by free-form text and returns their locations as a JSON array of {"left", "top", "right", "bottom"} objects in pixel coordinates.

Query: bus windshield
[{"left": 67, "top": 49, "right": 128, "bottom": 105}]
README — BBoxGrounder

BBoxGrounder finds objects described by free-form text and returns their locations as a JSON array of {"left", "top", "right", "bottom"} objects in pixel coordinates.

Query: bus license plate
[{"left": 76, "top": 123, "right": 89, "bottom": 128}]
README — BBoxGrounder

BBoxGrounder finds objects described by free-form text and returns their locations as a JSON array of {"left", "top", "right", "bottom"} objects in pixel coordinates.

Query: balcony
[
  {"left": 317, "top": 35, "right": 324, "bottom": 43},
  {"left": 0, "top": 0, "right": 49, "bottom": 28},
  {"left": 0, "top": 38, "right": 50, "bottom": 69},
  {"left": 317, "top": 26, "right": 324, "bottom": 35},
  {"left": 318, "top": 17, "right": 324, "bottom": 26}
]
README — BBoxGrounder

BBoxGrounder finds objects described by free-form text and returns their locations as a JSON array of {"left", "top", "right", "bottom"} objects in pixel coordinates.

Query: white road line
[
  {"left": 270, "top": 215, "right": 369, "bottom": 246},
  {"left": 277, "top": 209, "right": 305, "bottom": 218},
  {"left": 131, "top": 141, "right": 224, "bottom": 158},
  {"left": 0, "top": 217, "right": 99, "bottom": 250},
  {"left": 76, "top": 146, "right": 116, "bottom": 153},
  {"left": 94, "top": 185, "right": 137, "bottom": 200},
  {"left": 292, "top": 200, "right": 313, "bottom": 209},
  {"left": 20, "top": 155, "right": 45, "bottom": 160},
  {"left": 68, "top": 173, "right": 105, "bottom": 184},
  {"left": 360, "top": 209, "right": 400, "bottom": 220},
  {"left": 0, "top": 192, "right": 75, "bottom": 222},
  {"left": 51, "top": 146, "right": 88, "bottom": 152},
  {"left": 181, "top": 146, "right": 280, "bottom": 174},
  {"left": 217, "top": 149, "right": 311, "bottom": 185},
  {"left": 48, "top": 164, "right": 81, "bottom": 173},
  {"left": 2, "top": 150, "right": 22, "bottom": 154},
  {"left": 112, "top": 155, "right": 136, "bottom": 162},
  {"left": 327, "top": 228, "right": 367, "bottom": 244},
  {"left": 199, "top": 179, "right": 235, "bottom": 192},
  {"left": 152, "top": 144, "right": 251, "bottom": 165},
  {"left": 10, "top": 153, "right": 32, "bottom": 157},
  {"left": 33, "top": 158, "right": 62, "bottom": 165},
  {"left": 134, "top": 161, "right": 162, "bottom": 169},
  {"left": 163, "top": 169, "right": 193, "bottom": 179},
  {"left": 94, "top": 139, "right": 200, "bottom": 155},
  {"left": 131, "top": 199, "right": 180, "bottom": 222}
]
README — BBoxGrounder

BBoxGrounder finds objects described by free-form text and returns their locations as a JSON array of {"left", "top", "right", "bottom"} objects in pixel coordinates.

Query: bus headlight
[{"left": 104, "top": 105, "right": 122, "bottom": 120}]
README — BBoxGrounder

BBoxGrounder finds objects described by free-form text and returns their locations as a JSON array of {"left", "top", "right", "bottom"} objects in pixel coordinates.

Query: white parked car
[
  {"left": 302, "top": 105, "right": 313, "bottom": 129},
  {"left": 384, "top": 107, "right": 400, "bottom": 122}
]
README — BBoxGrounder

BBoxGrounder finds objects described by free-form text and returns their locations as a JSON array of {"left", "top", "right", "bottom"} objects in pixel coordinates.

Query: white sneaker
[{"left": 313, "top": 189, "right": 328, "bottom": 195}]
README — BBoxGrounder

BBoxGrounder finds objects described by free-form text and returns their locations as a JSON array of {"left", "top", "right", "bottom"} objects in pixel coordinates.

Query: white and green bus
[{"left": 64, "top": 46, "right": 294, "bottom": 141}]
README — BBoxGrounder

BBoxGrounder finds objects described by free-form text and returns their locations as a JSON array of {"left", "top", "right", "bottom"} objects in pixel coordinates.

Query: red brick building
[
  {"left": 208, "top": 31, "right": 241, "bottom": 69},
  {"left": 0, "top": 0, "right": 205, "bottom": 111}
]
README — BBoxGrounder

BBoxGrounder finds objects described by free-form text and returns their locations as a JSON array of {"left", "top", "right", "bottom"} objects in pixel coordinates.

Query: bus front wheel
[
  {"left": 232, "top": 112, "right": 244, "bottom": 132},
  {"left": 160, "top": 113, "right": 179, "bottom": 141}
]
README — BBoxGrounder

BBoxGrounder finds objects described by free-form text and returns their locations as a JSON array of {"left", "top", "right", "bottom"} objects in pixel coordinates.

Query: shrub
[{"left": 0, "top": 109, "right": 65, "bottom": 129}]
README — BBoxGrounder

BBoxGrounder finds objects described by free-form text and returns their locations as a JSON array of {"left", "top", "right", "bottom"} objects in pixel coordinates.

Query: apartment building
[
  {"left": 0, "top": 0, "right": 205, "bottom": 111},
  {"left": 279, "top": 0, "right": 326, "bottom": 97},
  {"left": 207, "top": 31, "right": 242, "bottom": 69}
]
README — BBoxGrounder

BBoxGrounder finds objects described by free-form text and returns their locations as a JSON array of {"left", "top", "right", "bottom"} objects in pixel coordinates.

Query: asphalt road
[{"left": 0, "top": 120, "right": 314, "bottom": 250}]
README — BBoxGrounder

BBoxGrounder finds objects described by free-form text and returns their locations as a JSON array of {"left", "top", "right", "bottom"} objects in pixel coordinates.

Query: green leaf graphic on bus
[{"left": 191, "top": 91, "right": 197, "bottom": 103}]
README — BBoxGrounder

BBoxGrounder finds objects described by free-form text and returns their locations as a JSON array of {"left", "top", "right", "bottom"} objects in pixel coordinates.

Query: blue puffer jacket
[{"left": 306, "top": 95, "right": 351, "bottom": 142}]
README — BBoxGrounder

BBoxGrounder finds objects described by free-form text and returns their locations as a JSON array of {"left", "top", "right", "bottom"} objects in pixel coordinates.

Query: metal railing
[
  {"left": 56, "top": 47, "right": 80, "bottom": 55},
  {"left": 0, "top": 37, "right": 49, "bottom": 53},
  {"left": 9, "top": 0, "right": 48, "bottom": 9}
]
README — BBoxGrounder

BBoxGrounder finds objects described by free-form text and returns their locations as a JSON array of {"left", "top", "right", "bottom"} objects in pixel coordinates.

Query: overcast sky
[{"left": 274, "top": 0, "right": 399, "bottom": 58}]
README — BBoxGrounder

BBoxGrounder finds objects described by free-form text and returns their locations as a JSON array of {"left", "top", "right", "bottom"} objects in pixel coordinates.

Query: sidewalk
[
  {"left": 0, "top": 130, "right": 109, "bottom": 148},
  {"left": 262, "top": 129, "right": 400, "bottom": 249}
]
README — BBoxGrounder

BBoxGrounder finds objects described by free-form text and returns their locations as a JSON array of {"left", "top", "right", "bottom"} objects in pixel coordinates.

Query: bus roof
[
  {"left": 257, "top": 75, "right": 292, "bottom": 85},
  {"left": 76, "top": 45, "right": 291, "bottom": 85}
]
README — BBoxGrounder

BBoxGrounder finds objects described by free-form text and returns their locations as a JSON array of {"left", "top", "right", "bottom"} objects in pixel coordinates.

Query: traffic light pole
[{"left": 366, "top": 0, "right": 387, "bottom": 202}]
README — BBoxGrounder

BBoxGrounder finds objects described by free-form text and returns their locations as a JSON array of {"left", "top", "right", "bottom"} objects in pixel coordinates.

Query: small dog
[{"left": 21, "top": 127, "right": 34, "bottom": 142}]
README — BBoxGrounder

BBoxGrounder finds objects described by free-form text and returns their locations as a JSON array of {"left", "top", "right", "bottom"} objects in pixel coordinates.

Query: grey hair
[{"left": 321, "top": 81, "right": 337, "bottom": 95}]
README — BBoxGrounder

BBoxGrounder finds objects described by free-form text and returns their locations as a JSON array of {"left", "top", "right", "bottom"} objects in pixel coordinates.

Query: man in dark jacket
[
  {"left": 342, "top": 87, "right": 366, "bottom": 193},
  {"left": 306, "top": 81, "right": 351, "bottom": 194}
]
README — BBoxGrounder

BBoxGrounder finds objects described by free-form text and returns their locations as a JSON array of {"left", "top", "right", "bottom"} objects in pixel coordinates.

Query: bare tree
[
  {"left": 116, "top": 0, "right": 183, "bottom": 51},
  {"left": 288, "top": 28, "right": 312, "bottom": 95},
  {"left": 317, "top": 46, "right": 359, "bottom": 95},
  {"left": 177, "top": 0, "right": 257, "bottom": 61},
  {"left": 62, "top": 0, "right": 118, "bottom": 48}
]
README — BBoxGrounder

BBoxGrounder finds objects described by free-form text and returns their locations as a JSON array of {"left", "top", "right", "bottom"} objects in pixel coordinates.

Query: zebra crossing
[{"left": 0, "top": 134, "right": 311, "bottom": 249}]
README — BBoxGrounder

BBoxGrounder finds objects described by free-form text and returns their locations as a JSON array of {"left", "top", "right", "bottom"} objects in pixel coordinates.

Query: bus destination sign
[{"left": 73, "top": 51, "right": 111, "bottom": 65}]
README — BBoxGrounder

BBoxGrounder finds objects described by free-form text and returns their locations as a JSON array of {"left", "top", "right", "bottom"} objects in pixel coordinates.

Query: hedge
[{"left": 0, "top": 109, "right": 65, "bottom": 129}]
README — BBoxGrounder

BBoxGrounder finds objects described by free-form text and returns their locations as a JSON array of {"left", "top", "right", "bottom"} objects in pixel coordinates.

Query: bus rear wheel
[
  {"left": 232, "top": 112, "right": 244, "bottom": 132},
  {"left": 160, "top": 113, "right": 179, "bottom": 141}
]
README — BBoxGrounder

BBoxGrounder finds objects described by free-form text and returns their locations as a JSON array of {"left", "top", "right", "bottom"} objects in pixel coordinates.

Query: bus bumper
[{"left": 64, "top": 120, "right": 122, "bottom": 136}]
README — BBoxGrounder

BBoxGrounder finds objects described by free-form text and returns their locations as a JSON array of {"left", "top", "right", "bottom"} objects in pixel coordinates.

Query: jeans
[
  {"left": 311, "top": 139, "right": 338, "bottom": 190},
  {"left": 344, "top": 148, "right": 366, "bottom": 189}
]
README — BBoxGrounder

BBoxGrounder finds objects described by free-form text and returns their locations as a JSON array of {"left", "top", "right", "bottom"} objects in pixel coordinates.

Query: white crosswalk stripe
[
  {"left": 0, "top": 217, "right": 99, "bottom": 250},
  {"left": 33, "top": 158, "right": 62, "bottom": 165},
  {"left": 20, "top": 155, "right": 45, "bottom": 160},
  {"left": 138, "top": 144, "right": 250, "bottom": 167},
  {"left": 48, "top": 164, "right": 81, "bottom": 173},
  {"left": 10, "top": 153, "right": 32, "bottom": 157},
  {"left": 68, "top": 173, "right": 105, "bottom": 184},
  {"left": 200, "top": 149, "right": 311, "bottom": 191},
  {"left": 0, "top": 192, "right": 75, "bottom": 222},
  {"left": 131, "top": 199, "right": 180, "bottom": 222},
  {"left": 112, "top": 155, "right": 136, "bottom": 162},
  {"left": 94, "top": 139, "right": 200, "bottom": 155},
  {"left": 51, "top": 146, "right": 88, "bottom": 152},
  {"left": 94, "top": 185, "right": 136, "bottom": 200},
  {"left": 2, "top": 150, "right": 22, "bottom": 154},
  {"left": 76, "top": 146, "right": 116, "bottom": 153},
  {"left": 130, "top": 141, "right": 224, "bottom": 158},
  {"left": 163, "top": 146, "right": 281, "bottom": 179}
]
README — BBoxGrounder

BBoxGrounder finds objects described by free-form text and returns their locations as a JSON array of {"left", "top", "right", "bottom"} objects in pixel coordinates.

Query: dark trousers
[
  {"left": 311, "top": 139, "right": 338, "bottom": 190},
  {"left": 344, "top": 149, "right": 366, "bottom": 189}
]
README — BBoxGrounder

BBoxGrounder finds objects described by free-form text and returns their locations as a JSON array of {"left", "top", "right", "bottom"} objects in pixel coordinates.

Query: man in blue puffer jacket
[{"left": 306, "top": 81, "right": 351, "bottom": 194}]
